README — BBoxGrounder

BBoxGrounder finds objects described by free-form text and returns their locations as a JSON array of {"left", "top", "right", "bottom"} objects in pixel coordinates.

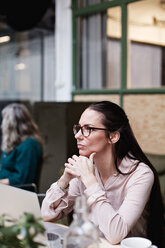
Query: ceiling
[{"left": 0, "top": 0, "right": 55, "bottom": 32}]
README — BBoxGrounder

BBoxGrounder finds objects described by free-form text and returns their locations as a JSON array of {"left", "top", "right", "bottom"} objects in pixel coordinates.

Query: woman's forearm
[{"left": 0, "top": 178, "right": 9, "bottom": 184}]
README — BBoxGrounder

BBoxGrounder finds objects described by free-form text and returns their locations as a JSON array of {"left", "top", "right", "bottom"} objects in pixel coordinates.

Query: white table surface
[
  {"left": 99, "top": 238, "right": 121, "bottom": 248},
  {"left": 44, "top": 222, "right": 121, "bottom": 248}
]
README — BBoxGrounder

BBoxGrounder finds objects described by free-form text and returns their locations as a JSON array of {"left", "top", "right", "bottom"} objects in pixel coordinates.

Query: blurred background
[{"left": 0, "top": 0, "right": 164, "bottom": 200}]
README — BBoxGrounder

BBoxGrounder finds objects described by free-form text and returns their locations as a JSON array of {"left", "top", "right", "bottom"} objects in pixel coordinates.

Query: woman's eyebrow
[{"left": 79, "top": 123, "right": 95, "bottom": 127}]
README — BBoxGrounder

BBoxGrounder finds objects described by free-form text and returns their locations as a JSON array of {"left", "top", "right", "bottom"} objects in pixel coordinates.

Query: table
[
  {"left": 44, "top": 222, "right": 121, "bottom": 248},
  {"left": 99, "top": 239, "right": 121, "bottom": 248}
]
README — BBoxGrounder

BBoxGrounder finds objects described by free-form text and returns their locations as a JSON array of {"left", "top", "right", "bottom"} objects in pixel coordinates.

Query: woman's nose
[{"left": 75, "top": 129, "right": 83, "bottom": 139}]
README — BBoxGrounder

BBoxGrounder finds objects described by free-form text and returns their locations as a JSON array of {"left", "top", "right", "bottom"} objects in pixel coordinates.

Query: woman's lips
[{"left": 77, "top": 144, "right": 84, "bottom": 149}]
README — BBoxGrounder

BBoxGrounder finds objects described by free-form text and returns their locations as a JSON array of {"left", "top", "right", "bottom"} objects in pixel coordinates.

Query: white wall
[{"left": 54, "top": 0, "right": 72, "bottom": 101}]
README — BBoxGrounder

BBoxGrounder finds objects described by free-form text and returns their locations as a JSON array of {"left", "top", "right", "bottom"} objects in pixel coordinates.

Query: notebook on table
[
  {"left": 0, "top": 183, "right": 67, "bottom": 246},
  {"left": 0, "top": 183, "right": 41, "bottom": 219}
]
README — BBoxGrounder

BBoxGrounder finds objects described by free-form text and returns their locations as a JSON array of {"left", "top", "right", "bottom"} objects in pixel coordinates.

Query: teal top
[{"left": 0, "top": 137, "right": 43, "bottom": 186}]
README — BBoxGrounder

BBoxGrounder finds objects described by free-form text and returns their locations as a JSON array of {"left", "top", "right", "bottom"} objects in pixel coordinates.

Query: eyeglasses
[{"left": 73, "top": 124, "right": 108, "bottom": 137}]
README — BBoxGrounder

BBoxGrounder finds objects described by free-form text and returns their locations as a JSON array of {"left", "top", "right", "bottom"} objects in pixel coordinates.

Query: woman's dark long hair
[{"left": 89, "top": 101, "right": 165, "bottom": 248}]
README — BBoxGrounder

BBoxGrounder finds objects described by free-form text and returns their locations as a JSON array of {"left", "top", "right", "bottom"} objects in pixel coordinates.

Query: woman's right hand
[{"left": 57, "top": 166, "right": 75, "bottom": 190}]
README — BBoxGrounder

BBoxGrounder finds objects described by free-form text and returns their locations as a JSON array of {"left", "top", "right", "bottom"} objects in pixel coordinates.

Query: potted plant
[{"left": 0, "top": 212, "right": 46, "bottom": 248}]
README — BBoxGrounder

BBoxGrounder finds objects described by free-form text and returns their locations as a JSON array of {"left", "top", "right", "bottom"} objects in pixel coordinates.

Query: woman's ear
[{"left": 108, "top": 131, "right": 120, "bottom": 144}]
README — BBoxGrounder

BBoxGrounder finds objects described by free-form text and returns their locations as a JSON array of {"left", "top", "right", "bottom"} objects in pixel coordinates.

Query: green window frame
[{"left": 72, "top": 0, "right": 165, "bottom": 106}]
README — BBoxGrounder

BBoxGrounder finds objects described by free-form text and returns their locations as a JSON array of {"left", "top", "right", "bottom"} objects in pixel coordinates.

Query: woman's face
[{"left": 74, "top": 108, "right": 110, "bottom": 157}]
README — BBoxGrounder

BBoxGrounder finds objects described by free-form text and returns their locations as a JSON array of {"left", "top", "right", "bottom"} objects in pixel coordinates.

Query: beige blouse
[{"left": 41, "top": 156, "right": 154, "bottom": 245}]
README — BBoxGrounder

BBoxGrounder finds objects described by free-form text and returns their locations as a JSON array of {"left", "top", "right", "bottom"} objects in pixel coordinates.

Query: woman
[
  {"left": 0, "top": 103, "right": 44, "bottom": 189},
  {"left": 41, "top": 101, "right": 164, "bottom": 247}
]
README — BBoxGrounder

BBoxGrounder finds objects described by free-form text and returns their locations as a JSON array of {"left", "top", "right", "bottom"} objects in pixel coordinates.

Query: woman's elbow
[
  {"left": 102, "top": 220, "right": 129, "bottom": 245},
  {"left": 41, "top": 212, "right": 57, "bottom": 222},
  {"left": 105, "top": 231, "right": 128, "bottom": 245}
]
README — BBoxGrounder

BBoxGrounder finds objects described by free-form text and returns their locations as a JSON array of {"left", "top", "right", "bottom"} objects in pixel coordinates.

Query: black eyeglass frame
[{"left": 73, "top": 124, "right": 109, "bottom": 137}]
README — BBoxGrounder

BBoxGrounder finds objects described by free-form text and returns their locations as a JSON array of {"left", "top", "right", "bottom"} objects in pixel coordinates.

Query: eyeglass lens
[
  {"left": 73, "top": 125, "right": 80, "bottom": 134},
  {"left": 73, "top": 125, "right": 90, "bottom": 137}
]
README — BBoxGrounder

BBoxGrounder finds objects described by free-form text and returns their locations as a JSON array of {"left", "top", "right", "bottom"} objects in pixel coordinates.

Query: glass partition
[
  {"left": 0, "top": 30, "right": 54, "bottom": 101},
  {"left": 128, "top": 0, "right": 165, "bottom": 88},
  {"left": 76, "top": 6, "right": 121, "bottom": 90},
  {"left": 0, "top": 1, "right": 55, "bottom": 101}
]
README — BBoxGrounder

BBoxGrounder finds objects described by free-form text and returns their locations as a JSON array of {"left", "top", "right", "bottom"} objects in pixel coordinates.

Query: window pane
[
  {"left": 76, "top": 6, "right": 121, "bottom": 90},
  {"left": 0, "top": 1, "right": 55, "bottom": 101},
  {"left": 0, "top": 30, "right": 54, "bottom": 101},
  {"left": 128, "top": 0, "right": 165, "bottom": 88},
  {"left": 107, "top": 7, "right": 121, "bottom": 89}
]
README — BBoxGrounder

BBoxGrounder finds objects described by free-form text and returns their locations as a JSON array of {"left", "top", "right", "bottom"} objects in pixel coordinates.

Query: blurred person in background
[{"left": 0, "top": 103, "right": 44, "bottom": 190}]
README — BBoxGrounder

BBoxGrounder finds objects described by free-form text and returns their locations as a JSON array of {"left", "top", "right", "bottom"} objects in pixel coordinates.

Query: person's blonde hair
[{"left": 1, "top": 103, "right": 44, "bottom": 153}]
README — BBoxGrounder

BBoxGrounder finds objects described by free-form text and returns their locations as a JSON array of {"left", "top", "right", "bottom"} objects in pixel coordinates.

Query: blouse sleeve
[
  {"left": 84, "top": 165, "right": 154, "bottom": 244},
  {"left": 41, "top": 178, "right": 81, "bottom": 222}
]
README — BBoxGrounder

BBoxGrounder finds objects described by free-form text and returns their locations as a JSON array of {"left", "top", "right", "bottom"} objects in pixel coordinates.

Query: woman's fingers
[
  {"left": 65, "top": 168, "right": 80, "bottom": 177},
  {"left": 89, "top": 152, "right": 96, "bottom": 163},
  {"left": 65, "top": 153, "right": 96, "bottom": 179},
  {"left": 68, "top": 157, "right": 77, "bottom": 165},
  {"left": 65, "top": 163, "right": 80, "bottom": 177},
  {"left": 65, "top": 162, "right": 75, "bottom": 170},
  {"left": 72, "top": 155, "right": 79, "bottom": 160}
]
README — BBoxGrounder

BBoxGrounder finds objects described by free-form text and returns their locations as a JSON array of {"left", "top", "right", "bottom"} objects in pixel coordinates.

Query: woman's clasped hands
[{"left": 64, "top": 152, "right": 97, "bottom": 187}]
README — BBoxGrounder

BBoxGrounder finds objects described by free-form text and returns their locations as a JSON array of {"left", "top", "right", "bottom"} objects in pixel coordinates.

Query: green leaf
[{"left": 0, "top": 213, "right": 46, "bottom": 248}]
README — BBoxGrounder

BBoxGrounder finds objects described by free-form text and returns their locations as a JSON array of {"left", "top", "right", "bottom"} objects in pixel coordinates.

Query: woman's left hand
[
  {"left": 65, "top": 152, "right": 97, "bottom": 187},
  {"left": 0, "top": 178, "right": 9, "bottom": 185}
]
